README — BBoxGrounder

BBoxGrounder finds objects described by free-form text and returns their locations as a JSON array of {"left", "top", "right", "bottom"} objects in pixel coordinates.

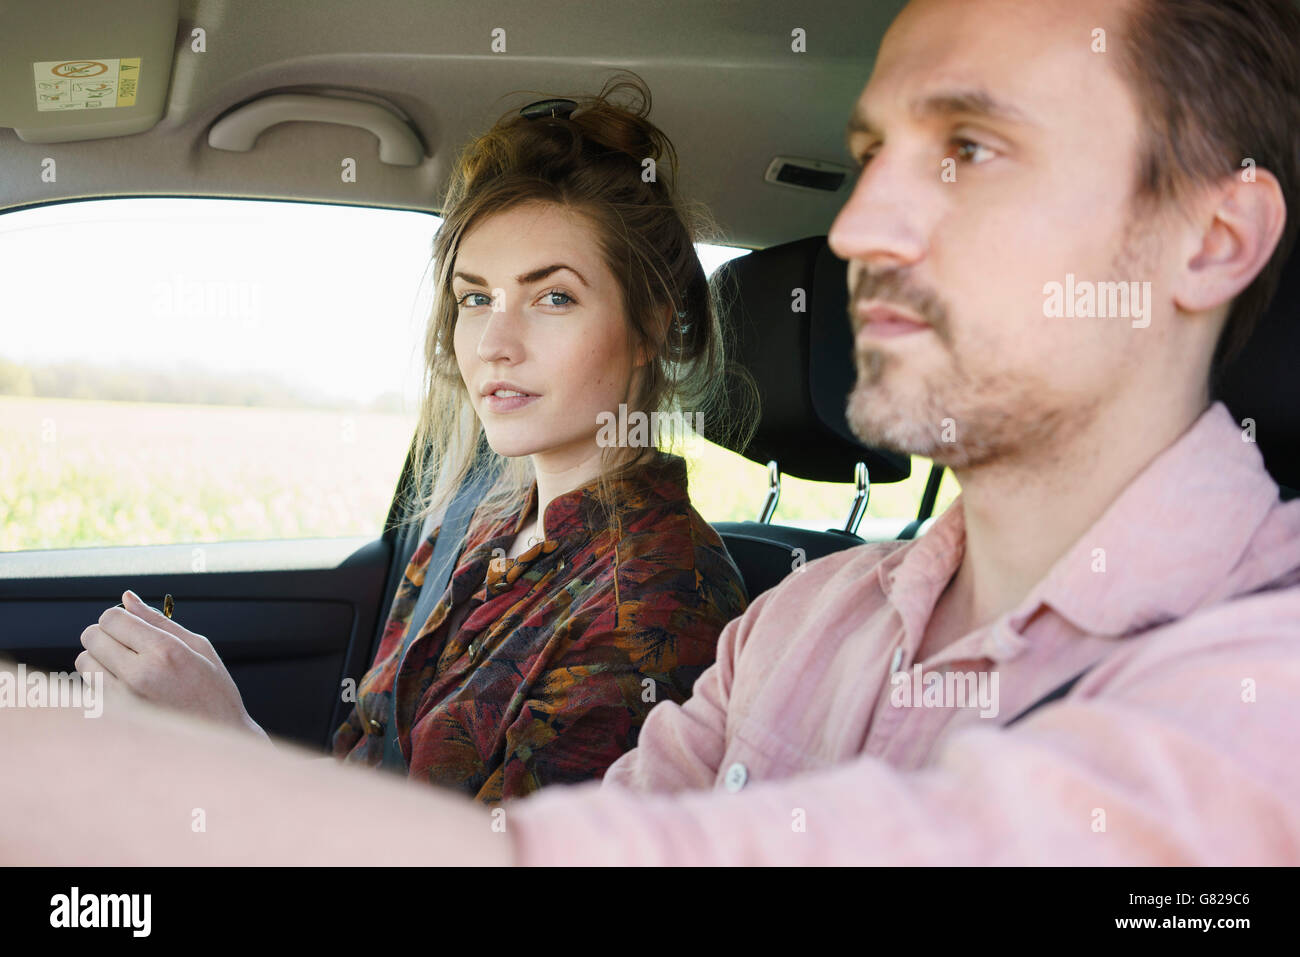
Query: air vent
[{"left": 764, "top": 156, "right": 850, "bottom": 193}]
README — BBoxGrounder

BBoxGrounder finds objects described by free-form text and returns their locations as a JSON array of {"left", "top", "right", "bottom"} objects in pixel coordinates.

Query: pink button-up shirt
[{"left": 507, "top": 401, "right": 1300, "bottom": 864}]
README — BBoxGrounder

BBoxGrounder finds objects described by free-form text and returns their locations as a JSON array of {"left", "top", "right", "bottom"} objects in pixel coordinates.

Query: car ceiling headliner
[{"left": 0, "top": 0, "right": 907, "bottom": 249}]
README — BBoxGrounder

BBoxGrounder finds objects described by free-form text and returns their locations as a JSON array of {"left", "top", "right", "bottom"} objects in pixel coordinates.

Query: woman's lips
[{"left": 482, "top": 392, "right": 541, "bottom": 414}]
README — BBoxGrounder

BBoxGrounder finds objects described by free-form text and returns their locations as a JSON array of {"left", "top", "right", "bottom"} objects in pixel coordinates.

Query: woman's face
[{"left": 452, "top": 201, "right": 644, "bottom": 471}]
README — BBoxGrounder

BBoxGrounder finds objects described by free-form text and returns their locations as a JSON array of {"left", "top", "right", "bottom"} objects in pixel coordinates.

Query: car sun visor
[{"left": 0, "top": 0, "right": 179, "bottom": 144}]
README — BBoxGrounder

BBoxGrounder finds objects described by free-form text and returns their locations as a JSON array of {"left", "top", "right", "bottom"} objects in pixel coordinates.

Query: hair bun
[{"left": 517, "top": 73, "right": 676, "bottom": 178}]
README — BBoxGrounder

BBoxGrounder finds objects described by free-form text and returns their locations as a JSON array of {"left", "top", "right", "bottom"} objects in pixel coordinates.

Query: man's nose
[{"left": 828, "top": 150, "right": 930, "bottom": 272}]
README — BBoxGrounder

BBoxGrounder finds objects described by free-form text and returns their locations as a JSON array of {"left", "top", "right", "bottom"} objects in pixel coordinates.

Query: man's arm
[
  {"left": 0, "top": 657, "right": 507, "bottom": 866},
  {"left": 507, "top": 590, "right": 1300, "bottom": 864},
  {"left": 4, "top": 590, "right": 1296, "bottom": 865}
]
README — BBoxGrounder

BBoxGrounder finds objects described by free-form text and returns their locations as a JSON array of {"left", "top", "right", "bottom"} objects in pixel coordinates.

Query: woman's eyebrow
[
  {"left": 516, "top": 263, "right": 589, "bottom": 287},
  {"left": 452, "top": 264, "right": 589, "bottom": 287}
]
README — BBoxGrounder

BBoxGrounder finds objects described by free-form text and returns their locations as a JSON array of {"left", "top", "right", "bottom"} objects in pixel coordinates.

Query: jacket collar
[{"left": 471, "top": 450, "right": 691, "bottom": 549}]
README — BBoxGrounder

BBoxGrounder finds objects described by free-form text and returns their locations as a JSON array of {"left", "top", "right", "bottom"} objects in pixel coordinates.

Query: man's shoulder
[
  {"left": 1096, "top": 581, "right": 1300, "bottom": 690},
  {"left": 1176, "top": 581, "right": 1300, "bottom": 643}
]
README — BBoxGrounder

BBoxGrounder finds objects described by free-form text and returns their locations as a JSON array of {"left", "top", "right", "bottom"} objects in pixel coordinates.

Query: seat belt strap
[
  {"left": 380, "top": 461, "right": 499, "bottom": 772},
  {"left": 1003, "top": 668, "right": 1091, "bottom": 727}
]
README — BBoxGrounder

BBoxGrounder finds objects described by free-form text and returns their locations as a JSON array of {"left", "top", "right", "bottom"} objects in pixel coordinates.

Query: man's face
[{"left": 829, "top": 0, "right": 1169, "bottom": 469}]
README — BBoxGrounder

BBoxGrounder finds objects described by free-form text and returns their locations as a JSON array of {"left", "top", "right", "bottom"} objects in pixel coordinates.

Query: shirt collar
[
  {"left": 1023, "top": 401, "right": 1281, "bottom": 636},
  {"left": 884, "top": 400, "right": 1282, "bottom": 641},
  {"left": 878, "top": 487, "right": 965, "bottom": 631},
  {"left": 477, "top": 450, "right": 691, "bottom": 547}
]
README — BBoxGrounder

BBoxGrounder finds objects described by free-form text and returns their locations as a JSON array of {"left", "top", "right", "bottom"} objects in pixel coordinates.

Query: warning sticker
[{"left": 32, "top": 58, "right": 141, "bottom": 111}]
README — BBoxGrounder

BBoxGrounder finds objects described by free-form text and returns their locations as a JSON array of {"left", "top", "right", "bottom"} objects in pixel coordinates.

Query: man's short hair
[{"left": 1115, "top": 0, "right": 1300, "bottom": 378}]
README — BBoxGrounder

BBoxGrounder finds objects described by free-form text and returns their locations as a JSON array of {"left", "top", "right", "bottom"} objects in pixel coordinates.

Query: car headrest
[
  {"left": 1214, "top": 239, "right": 1300, "bottom": 490},
  {"left": 707, "top": 236, "right": 911, "bottom": 484}
]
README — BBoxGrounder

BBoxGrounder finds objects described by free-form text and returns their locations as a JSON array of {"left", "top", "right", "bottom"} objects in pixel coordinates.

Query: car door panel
[{"left": 0, "top": 536, "right": 396, "bottom": 750}]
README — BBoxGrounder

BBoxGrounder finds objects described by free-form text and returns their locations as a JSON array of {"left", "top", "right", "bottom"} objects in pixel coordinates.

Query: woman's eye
[
  {"left": 456, "top": 291, "right": 491, "bottom": 308},
  {"left": 539, "top": 289, "right": 574, "bottom": 308}
]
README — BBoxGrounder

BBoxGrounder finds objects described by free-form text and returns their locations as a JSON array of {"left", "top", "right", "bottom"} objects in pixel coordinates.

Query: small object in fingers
[{"left": 163, "top": 594, "right": 174, "bottom": 619}]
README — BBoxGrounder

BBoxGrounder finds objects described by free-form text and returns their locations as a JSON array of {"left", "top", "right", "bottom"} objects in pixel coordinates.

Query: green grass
[
  {"left": 1, "top": 396, "right": 413, "bottom": 551},
  {"left": 0, "top": 395, "right": 958, "bottom": 552}
]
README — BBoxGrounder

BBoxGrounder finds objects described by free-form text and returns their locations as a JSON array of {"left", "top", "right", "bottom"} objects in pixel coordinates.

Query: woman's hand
[{"left": 76, "top": 590, "right": 269, "bottom": 741}]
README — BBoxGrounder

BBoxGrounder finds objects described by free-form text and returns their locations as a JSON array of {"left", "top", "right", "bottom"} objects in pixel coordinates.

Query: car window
[
  {"left": 1, "top": 197, "right": 438, "bottom": 552},
  {"left": 0, "top": 197, "right": 773, "bottom": 552}
]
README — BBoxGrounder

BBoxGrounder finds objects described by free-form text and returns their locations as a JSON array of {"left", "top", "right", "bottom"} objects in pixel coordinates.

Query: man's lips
[{"left": 854, "top": 303, "right": 930, "bottom": 340}]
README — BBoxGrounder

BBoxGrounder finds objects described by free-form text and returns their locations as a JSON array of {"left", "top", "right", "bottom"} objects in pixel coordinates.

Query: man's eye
[
  {"left": 456, "top": 292, "right": 491, "bottom": 308},
  {"left": 952, "top": 138, "right": 995, "bottom": 164}
]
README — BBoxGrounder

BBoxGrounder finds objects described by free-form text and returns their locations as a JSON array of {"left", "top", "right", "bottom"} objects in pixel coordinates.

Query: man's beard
[
  {"left": 841, "top": 265, "right": 1070, "bottom": 469},
  {"left": 845, "top": 344, "right": 1076, "bottom": 469}
]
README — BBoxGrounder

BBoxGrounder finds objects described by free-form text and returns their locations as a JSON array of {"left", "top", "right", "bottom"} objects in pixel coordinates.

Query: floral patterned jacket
[{"left": 332, "top": 451, "right": 748, "bottom": 804}]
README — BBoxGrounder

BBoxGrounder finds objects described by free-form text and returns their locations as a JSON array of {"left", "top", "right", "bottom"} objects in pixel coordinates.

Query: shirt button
[
  {"left": 991, "top": 625, "right": 1022, "bottom": 659},
  {"left": 366, "top": 719, "right": 383, "bottom": 735},
  {"left": 467, "top": 642, "right": 479, "bottom": 660},
  {"left": 723, "top": 762, "right": 748, "bottom": 792}
]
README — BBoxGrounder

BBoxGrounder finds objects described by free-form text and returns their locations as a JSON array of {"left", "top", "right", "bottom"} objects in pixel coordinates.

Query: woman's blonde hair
[{"left": 395, "top": 71, "right": 757, "bottom": 534}]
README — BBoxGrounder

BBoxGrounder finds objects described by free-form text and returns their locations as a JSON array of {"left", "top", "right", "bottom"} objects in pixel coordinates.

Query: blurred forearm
[{"left": 0, "top": 657, "right": 511, "bottom": 866}]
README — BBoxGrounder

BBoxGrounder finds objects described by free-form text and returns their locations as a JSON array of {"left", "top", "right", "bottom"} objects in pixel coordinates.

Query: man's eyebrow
[
  {"left": 452, "top": 264, "right": 589, "bottom": 287},
  {"left": 845, "top": 87, "right": 1038, "bottom": 143}
]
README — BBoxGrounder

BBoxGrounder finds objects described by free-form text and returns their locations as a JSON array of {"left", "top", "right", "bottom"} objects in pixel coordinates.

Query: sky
[{"left": 0, "top": 197, "right": 750, "bottom": 410}]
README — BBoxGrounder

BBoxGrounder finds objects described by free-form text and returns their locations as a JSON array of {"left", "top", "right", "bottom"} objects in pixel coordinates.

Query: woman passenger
[{"left": 77, "top": 74, "right": 757, "bottom": 804}]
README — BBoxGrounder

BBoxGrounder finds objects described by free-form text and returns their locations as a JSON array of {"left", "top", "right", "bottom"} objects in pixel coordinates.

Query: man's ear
[{"left": 1173, "top": 167, "right": 1287, "bottom": 314}]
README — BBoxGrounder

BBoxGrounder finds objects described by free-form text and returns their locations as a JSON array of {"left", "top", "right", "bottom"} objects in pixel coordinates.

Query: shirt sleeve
[{"left": 506, "top": 591, "right": 1300, "bottom": 864}]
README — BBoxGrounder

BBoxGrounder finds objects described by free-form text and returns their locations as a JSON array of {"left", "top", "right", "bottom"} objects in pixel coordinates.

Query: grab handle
[{"left": 207, "top": 93, "right": 423, "bottom": 166}]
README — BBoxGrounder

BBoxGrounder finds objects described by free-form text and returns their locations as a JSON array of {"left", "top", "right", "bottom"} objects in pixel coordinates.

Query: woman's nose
[{"left": 475, "top": 295, "right": 525, "bottom": 364}]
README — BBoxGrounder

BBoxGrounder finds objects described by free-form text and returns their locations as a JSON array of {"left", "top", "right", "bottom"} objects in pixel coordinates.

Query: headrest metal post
[
  {"left": 758, "top": 460, "right": 781, "bottom": 524},
  {"left": 844, "top": 461, "right": 870, "bottom": 535}
]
